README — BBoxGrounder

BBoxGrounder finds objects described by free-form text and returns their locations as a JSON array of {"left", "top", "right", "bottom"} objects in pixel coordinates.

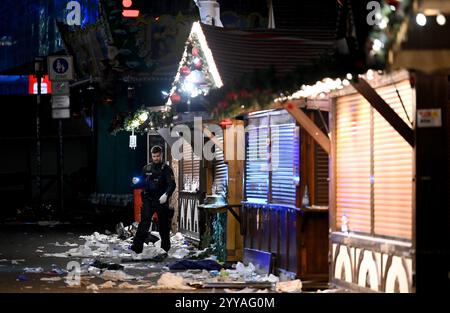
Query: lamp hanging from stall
[{"left": 129, "top": 129, "right": 137, "bottom": 149}]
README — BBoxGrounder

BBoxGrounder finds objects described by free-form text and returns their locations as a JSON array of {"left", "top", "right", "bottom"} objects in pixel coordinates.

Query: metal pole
[
  {"left": 57, "top": 119, "right": 64, "bottom": 217},
  {"left": 35, "top": 57, "right": 43, "bottom": 209}
]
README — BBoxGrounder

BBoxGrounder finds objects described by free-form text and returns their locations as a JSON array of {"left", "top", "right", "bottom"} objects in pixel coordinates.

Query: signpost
[{"left": 47, "top": 55, "right": 74, "bottom": 217}]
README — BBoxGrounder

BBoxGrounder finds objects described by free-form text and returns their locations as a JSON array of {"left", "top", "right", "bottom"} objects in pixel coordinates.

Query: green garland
[
  {"left": 109, "top": 106, "right": 174, "bottom": 135},
  {"left": 212, "top": 212, "right": 227, "bottom": 262},
  {"left": 367, "top": 0, "right": 413, "bottom": 68},
  {"left": 203, "top": 52, "right": 366, "bottom": 120}
]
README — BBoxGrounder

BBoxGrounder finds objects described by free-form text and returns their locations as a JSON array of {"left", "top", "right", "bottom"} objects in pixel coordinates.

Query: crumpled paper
[
  {"left": 275, "top": 279, "right": 302, "bottom": 293},
  {"left": 148, "top": 272, "right": 194, "bottom": 290}
]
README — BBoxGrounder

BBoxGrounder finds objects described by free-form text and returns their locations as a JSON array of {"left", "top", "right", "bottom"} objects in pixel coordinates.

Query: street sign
[
  {"left": 48, "top": 56, "right": 74, "bottom": 81},
  {"left": 52, "top": 81, "right": 70, "bottom": 95},
  {"left": 52, "top": 108, "right": 70, "bottom": 119},
  {"left": 52, "top": 95, "right": 70, "bottom": 109}
]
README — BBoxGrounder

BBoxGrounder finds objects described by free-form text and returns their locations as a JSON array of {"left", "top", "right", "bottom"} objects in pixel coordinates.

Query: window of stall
[
  {"left": 335, "top": 79, "right": 414, "bottom": 240},
  {"left": 181, "top": 139, "right": 201, "bottom": 192},
  {"left": 245, "top": 110, "right": 299, "bottom": 206}
]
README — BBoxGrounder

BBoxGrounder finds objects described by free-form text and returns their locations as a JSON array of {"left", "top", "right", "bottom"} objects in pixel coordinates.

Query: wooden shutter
[
  {"left": 335, "top": 80, "right": 414, "bottom": 239},
  {"left": 314, "top": 111, "right": 329, "bottom": 206},
  {"left": 212, "top": 134, "right": 228, "bottom": 194},
  {"left": 182, "top": 139, "right": 201, "bottom": 190},
  {"left": 270, "top": 111, "right": 298, "bottom": 206},
  {"left": 336, "top": 93, "right": 372, "bottom": 234},
  {"left": 373, "top": 80, "right": 413, "bottom": 239},
  {"left": 245, "top": 115, "right": 269, "bottom": 203}
]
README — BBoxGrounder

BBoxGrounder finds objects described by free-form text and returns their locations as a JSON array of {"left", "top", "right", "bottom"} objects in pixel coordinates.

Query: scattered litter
[
  {"left": 169, "top": 248, "right": 190, "bottom": 259},
  {"left": 169, "top": 259, "right": 225, "bottom": 271},
  {"left": 86, "top": 284, "right": 99, "bottom": 291},
  {"left": 41, "top": 226, "right": 196, "bottom": 263},
  {"left": 236, "top": 262, "right": 256, "bottom": 279},
  {"left": 23, "top": 267, "right": 44, "bottom": 273},
  {"left": 91, "top": 260, "right": 124, "bottom": 271},
  {"left": 101, "top": 270, "right": 135, "bottom": 281},
  {"left": 117, "top": 282, "right": 151, "bottom": 289},
  {"left": 131, "top": 245, "right": 167, "bottom": 261},
  {"left": 52, "top": 242, "right": 78, "bottom": 247},
  {"left": 99, "top": 281, "right": 116, "bottom": 289},
  {"left": 38, "top": 221, "right": 61, "bottom": 226},
  {"left": 275, "top": 279, "right": 302, "bottom": 293},
  {"left": 51, "top": 266, "right": 67, "bottom": 275},
  {"left": 261, "top": 274, "right": 279, "bottom": 283},
  {"left": 16, "top": 275, "right": 28, "bottom": 282},
  {"left": 41, "top": 277, "right": 62, "bottom": 282},
  {"left": 11, "top": 259, "right": 26, "bottom": 265},
  {"left": 224, "top": 287, "right": 268, "bottom": 293},
  {"left": 148, "top": 272, "right": 194, "bottom": 290},
  {"left": 43, "top": 253, "right": 68, "bottom": 258},
  {"left": 65, "top": 278, "right": 81, "bottom": 287}
]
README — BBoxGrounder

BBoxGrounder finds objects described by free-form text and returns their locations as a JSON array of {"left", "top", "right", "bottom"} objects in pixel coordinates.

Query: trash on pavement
[
  {"left": 168, "top": 259, "right": 225, "bottom": 271},
  {"left": 100, "top": 270, "right": 135, "bottom": 281},
  {"left": 118, "top": 282, "right": 151, "bottom": 289},
  {"left": 23, "top": 267, "right": 44, "bottom": 273},
  {"left": 91, "top": 260, "right": 124, "bottom": 271},
  {"left": 99, "top": 281, "right": 116, "bottom": 289},
  {"left": 16, "top": 274, "right": 28, "bottom": 282},
  {"left": 11, "top": 259, "right": 26, "bottom": 265},
  {"left": 148, "top": 272, "right": 194, "bottom": 290},
  {"left": 275, "top": 279, "right": 302, "bottom": 293},
  {"left": 86, "top": 284, "right": 99, "bottom": 291},
  {"left": 41, "top": 277, "right": 62, "bottom": 282}
]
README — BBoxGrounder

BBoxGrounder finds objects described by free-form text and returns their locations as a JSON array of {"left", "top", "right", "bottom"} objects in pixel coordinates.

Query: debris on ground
[
  {"left": 23, "top": 267, "right": 44, "bottom": 273},
  {"left": 91, "top": 260, "right": 124, "bottom": 271},
  {"left": 168, "top": 259, "right": 225, "bottom": 271},
  {"left": 86, "top": 284, "right": 99, "bottom": 291},
  {"left": 224, "top": 287, "right": 269, "bottom": 293},
  {"left": 51, "top": 242, "right": 78, "bottom": 247},
  {"left": 16, "top": 274, "right": 28, "bottom": 282},
  {"left": 235, "top": 262, "right": 256, "bottom": 279},
  {"left": 99, "top": 281, "right": 116, "bottom": 289},
  {"left": 27, "top": 222, "right": 306, "bottom": 292},
  {"left": 41, "top": 277, "right": 62, "bottom": 282},
  {"left": 275, "top": 279, "right": 302, "bottom": 293},
  {"left": 100, "top": 270, "right": 136, "bottom": 281},
  {"left": 148, "top": 272, "right": 194, "bottom": 290},
  {"left": 38, "top": 221, "right": 64, "bottom": 227},
  {"left": 11, "top": 259, "right": 26, "bottom": 265},
  {"left": 118, "top": 282, "right": 151, "bottom": 289}
]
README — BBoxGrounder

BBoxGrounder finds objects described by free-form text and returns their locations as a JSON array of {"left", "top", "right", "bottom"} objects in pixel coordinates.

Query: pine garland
[{"left": 109, "top": 107, "right": 174, "bottom": 135}]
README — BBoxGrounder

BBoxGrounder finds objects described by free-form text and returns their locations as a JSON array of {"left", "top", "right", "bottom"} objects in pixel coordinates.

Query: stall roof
[{"left": 199, "top": 23, "right": 337, "bottom": 86}]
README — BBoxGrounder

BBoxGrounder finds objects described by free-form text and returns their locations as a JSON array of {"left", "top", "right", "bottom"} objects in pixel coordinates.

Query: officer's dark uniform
[{"left": 132, "top": 161, "right": 176, "bottom": 253}]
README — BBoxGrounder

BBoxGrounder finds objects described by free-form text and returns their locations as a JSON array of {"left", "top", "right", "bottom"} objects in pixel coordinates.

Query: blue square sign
[{"left": 48, "top": 56, "right": 74, "bottom": 81}]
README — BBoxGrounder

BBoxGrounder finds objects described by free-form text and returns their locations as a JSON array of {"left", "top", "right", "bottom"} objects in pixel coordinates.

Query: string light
[
  {"left": 416, "top": 13, "right": 427, "bottom": 26},
  {"left": 436, "top": 14, "right": 446, "bottom": 26},
  {"left": 274, "top": 70, "right": 379, "bottom": 101}
]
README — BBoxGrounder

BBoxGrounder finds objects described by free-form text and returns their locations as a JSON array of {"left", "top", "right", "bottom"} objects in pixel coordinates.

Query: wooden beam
[
  {"left": 351, "top": 77, "right": 414, "bottom": 147},
  {"left": 282, "top": 101, "right": 331, "bottom": 155}
]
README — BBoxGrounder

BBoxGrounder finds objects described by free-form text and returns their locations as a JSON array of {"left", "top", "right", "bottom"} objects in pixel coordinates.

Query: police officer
[{"left": 131, "top": 145, "right": 176, "bottom": 254}]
